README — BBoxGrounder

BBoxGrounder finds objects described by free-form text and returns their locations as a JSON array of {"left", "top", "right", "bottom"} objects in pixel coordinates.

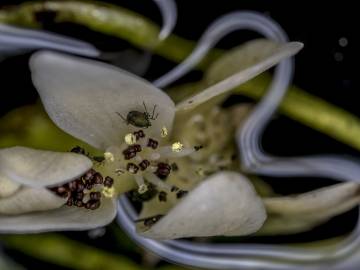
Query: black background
[{"left": 0, "top": 1, "right": 358, "bottom": 269}]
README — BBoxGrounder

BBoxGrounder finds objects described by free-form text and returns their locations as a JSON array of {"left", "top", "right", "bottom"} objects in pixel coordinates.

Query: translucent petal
[
  {"left": 138, "top": 171, "right": 266, "bottom": 239},
  {"left": 30, "top": 51, "right": 175, "bottom": 150},
  {"left": 0, "top": 198, "right": 116, "bottom": 233},
  {"left": 264, "top": 182, "right": 360, "bottom": 217},
  {"left": 0, "top": 174, "right": 21, "bottom": 198},
  {"left": 205, "top": 39, "right": 282, "bottom": 84},
  {"left": 0, "top": 187, "right": 65, "bottom": 215},
  {"left": 0, "top": 146, "right": 92, "bottom": 187},
  {"left": 176, "top": 42, "right": 303, "bottom": 111}
]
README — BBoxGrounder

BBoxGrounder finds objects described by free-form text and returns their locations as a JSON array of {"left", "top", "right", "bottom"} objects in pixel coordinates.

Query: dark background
[{"left": 0, "top": 1, "right": 358, "bottom": 269}]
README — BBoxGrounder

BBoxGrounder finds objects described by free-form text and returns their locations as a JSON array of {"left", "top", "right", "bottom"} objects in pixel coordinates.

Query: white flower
[{"left": 0, "top": 40, "right": 302, "bottom": 237}]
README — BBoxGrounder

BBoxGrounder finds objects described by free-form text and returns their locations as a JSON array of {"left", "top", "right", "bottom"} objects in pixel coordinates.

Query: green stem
[
  {"left": 0, "top": 1, "right": 221, "bottom": 69},
  {"left": 237, "top": 76, "right": 360, "bottom": 151},
  {"left": 1, "top": 234, "right": 187, "bottom": 270}
]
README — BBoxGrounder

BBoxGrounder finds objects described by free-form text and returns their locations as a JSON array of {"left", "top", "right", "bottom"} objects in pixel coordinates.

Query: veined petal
[
  {"left": 138, "top": 171, "right": 266, "bottom": 239},
  {"left": 30, "top": 51, "right": 175, "bottom": 150},
  {"left": 0, "top": 174, "right": 21, "bottom": 198},
  {"left": 176, "top": 42, "right": 303, "bottom": 111},
  {"left": 0, "top": 187, "right": 65, "bottom": 215},
  {"left": 0, "top": 198, "right": 116, "bottom": 233},
  {"left": 0, "top": 146, "right": 92, "bottom": 187}
]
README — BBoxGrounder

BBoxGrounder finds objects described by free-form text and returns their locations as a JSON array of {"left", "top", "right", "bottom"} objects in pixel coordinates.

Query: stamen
[
  {"left": 161, "top": 126, "right": 168, "bottom": 138},
  {"left": 145, "top": 173, "right": 172, "bottom": 192},
  {"left": 124, "top": 133, "right": 137, "bottom": 145},
  {"left": 171, "top": 142, "right": 183, "bottom": 152},
  {"left": 104, "top": 152, "right": 115, "bottom": 162},
  {"left": 147, "top": 138, "right": 159, "bottom": 149},
  {"left": 102, "top": 187, "right": 115, "bottom": 198},
  {"left": 155, "top": 162, "right": 171, "bottom": 179},
  {"left": 104, "top": 176, "right": 114, "bottom": 187},
  {"left": 139, "top": 159, "right": 150, "bottom": 171},
  {"left": 134, "top": 175, "right": 148, "bottom": 194},
  {"left": 133, "top": 130, "right": 145, "bottom": 140},
  {"left": 127, "top": 163, "right": 139, "bottom": 174}
]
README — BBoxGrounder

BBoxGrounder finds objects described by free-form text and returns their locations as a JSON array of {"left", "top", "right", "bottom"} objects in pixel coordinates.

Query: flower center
[{"left": 104, "top": 128, "right": 201, "bottom": 202}]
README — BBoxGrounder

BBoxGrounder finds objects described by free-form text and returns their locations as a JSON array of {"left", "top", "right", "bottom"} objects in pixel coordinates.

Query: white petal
[
  {"left": 0, "top": 187, "right": 65, "bottom": 215},
  {"left": 264, "top": 182, "right": 360, "bottom": 216},
  {"left": 0, "top": 174, "right": 21, "bottom": 198},
  {"left": 138, "top": 171, "right": 266, "bottom": 239},
  {"left": 205, "top": 39, "right": 283, "bottom": 84},
  {"left": 0, "top": 146, "right": 92, "bottom": 187},
  {"left": 30, "top": 51, "right": 175, "bottom": 150},
  {"left": 0, "top": 198, "right": 116, "bottom": 233},
  {"left": 176, "top": 42, "right": 303, "bottom": 111}
]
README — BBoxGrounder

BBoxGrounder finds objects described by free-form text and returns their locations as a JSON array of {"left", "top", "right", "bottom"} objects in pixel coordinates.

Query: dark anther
[
  {"left": 194, "top": 145, "right": 203, "bottom": 151},
  {"left": 147, "top": 138, "right": 159, "bottom": 149},
  {"left": 75, "top": 192, "right": 84, "bottom": 201},
  {"left": 142, "top": 215, "right": 164, "bottom": 227},
  {"left": 93, "top": 173, "right": 103, "bottom": 185},
  {"left": 171, "top": 186, "right": 179, "bottom": 192},
  {"left": 104, "top": 176, "right": 114, "bottom": 188},
  {"left": 123, "top": 146, "right": 139, "bottom": 160},
  {"left": 85, "top": 183, "right": 94, "bottom": 190},
  {"left": 127, "top": 163, "right": 139, "bottom": 174},
  {"left": 176, "top": 190, "right": 188, "bottom": 199},
  {"left": 68, "top": 180, "right": 78, "bottom": 192},
  {"left": 171, "top": 163, "right": 179, "bottom": 171},
  {"left": 155, "top": 162, "right": 171, "bottom": 179},
  {"left": 158, "top": 191, "right": 167, "bottom": 202},
  {"left": 133, "top": 144, "right": 142, "bottom": 152},
  {"left": 90, "top": 192, "right": 102, "bottom": 200},
  {"left": 70, "top": 146, "right": 86, "bottom": 155},
  {"left": 76, "top": 180, "right": 85, "bottom": 192},
  {"left": 93, "top": 156, "right": 105, "bottom": 162},
  {"left": 133, "top": 130, "right": 145, "bottom": 140},
  {"left": 85, "top": 200, "right": 101, "bottom": 210},
  {"left": 139, "top": 159, "right": 150, "bottom": 171},
  {"left": 75, "top": 200, "right": 84, "bottom": 208},
  {"left": 66, "top": 198, "right": 73, "bottom": 206},
  {"left": 83, "top": 169, "right": 96, "bottom": 181}
]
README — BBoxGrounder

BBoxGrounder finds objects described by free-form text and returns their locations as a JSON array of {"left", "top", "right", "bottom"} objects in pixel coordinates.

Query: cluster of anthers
[
  {"left": 50, "top": 166, "right": 114, "bottom": 210},
  {"left": 50, "top": 126, "right": 202, "bottom": 210},
  {"left": 104, "top": 127, "right": 202, "bottom": 203}
]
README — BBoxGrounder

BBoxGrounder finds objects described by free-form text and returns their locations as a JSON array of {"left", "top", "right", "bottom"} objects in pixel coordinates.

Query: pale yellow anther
[
  {"left": 124, "top": 133, "right": 137, "bottom": 145},
  {"left": 171, "top": 142, "right": 183, "bottom": 152},
  {"left": 161, "top": 126, "right": 168, "bottom": 138},
  {"left": 138, "top": 184, "right": 148, "bottom": 194},
  {"left": 196, "top": 167, "right": 205, "bottom": 176},
  {"left": 104, "top": 152, "right": 115, "bottom": 162},
  {"left": 102, "top": 187, "right": 115, "bottom": 198}
]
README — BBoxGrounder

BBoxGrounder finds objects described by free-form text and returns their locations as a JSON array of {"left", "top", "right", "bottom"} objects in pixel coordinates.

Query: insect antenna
[
  {"left": 150, "top": 105, "right": 158, "bottom": 120},
  {"left": 116, "top": 112, "right": 126, "bottom": 121},
  {"left": 143, "top": 101, "right": 150, "bottom": 117}
]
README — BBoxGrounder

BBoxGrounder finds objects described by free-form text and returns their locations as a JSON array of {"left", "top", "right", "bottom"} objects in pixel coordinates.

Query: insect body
[{"left": 117, "top": 102, "right": 158, "bottom": 128}]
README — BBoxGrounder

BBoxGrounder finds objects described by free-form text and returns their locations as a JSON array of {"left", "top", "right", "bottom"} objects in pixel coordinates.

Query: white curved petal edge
[
  {"left": 0, "top": 146, "right": 92, "bottom": 187},
  {"left": 0, "top": 174, "right": 21, "bottom": 197},
  {"left": 264, "top": 182, "right": 360, "bottom": 216},
  {"left": 176, "top": 41, "right": 303, "bottom": 111},
  {"left": 30, "top": 51, "right": 176, "bottom": 150},
  {"left": 205, "top": 39, "right": 282, "bottom": 84},
  {"left": 0, "top": 24, "right": 100, "bottom": 57},
  {"left": 138, "top": 171, "right": 266, "bottom": 239},
  {"left": 0, "top": 187, "right": 66, "bottom": 215},
  {"left": 0, "top": 198, "right": 116, "bottom": 233}
]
